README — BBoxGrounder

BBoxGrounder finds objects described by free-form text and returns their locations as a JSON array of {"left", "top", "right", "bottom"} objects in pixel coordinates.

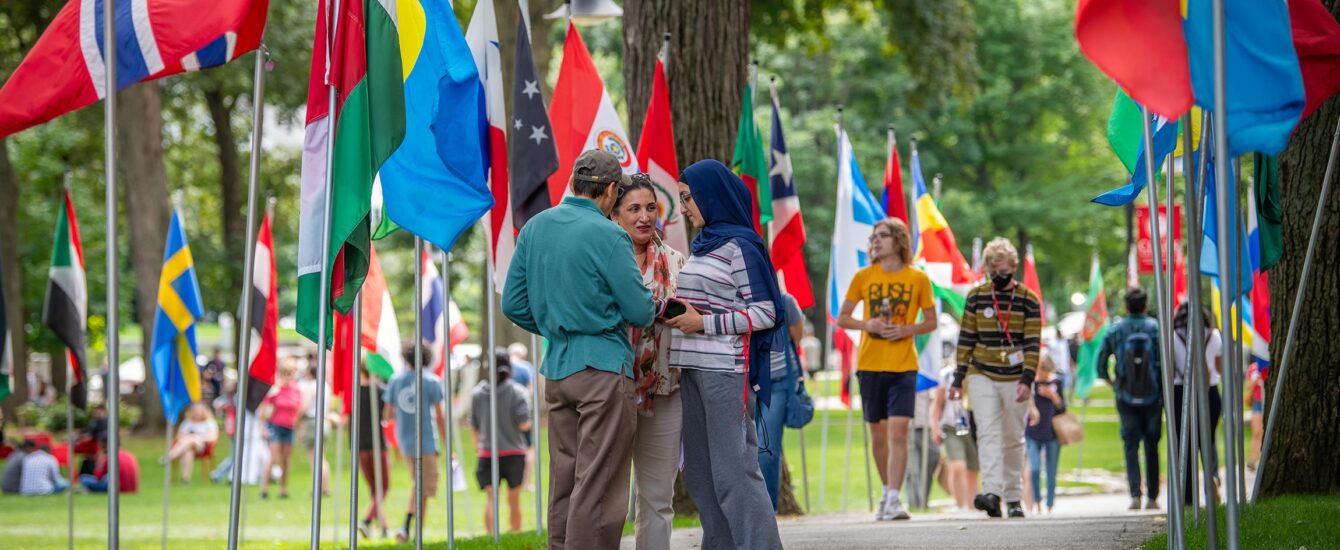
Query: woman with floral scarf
[{"left": 612, "top": 173, "right": 686, "bottom": 550}]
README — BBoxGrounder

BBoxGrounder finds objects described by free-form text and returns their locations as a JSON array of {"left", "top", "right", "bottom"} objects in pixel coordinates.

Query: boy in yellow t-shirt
[{"left": 837, "top": 218, "right": 937, "bottom": 521}]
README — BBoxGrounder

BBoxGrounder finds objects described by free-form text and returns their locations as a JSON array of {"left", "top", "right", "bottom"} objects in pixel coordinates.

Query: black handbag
[{"left": 783, "top": 341, "right": 815, "bottom": 429}]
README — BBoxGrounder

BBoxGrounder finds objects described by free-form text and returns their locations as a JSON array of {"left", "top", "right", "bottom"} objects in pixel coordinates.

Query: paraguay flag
[
  {"left": 829, "top": 127, "right": 884, "bottom": 407},
  {"left": 150, "top": 208, "right": 204, "bottom": 423},
  {"left": 0, "top": 0, "right": 267, "bottom": 138},
  {"left": 767, "top": 85, "right": 813, "bottom": 309}
]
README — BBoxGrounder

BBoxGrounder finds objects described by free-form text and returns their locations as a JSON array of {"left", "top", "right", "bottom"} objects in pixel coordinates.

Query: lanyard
[{"left": 990, "top": 286, "right": 1017, "bottom": 348}]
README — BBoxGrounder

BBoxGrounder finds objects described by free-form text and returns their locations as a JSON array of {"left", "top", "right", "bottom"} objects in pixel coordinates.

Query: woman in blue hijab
[{"left": 664, "top": 159, "right": 784, "bottom": 548}]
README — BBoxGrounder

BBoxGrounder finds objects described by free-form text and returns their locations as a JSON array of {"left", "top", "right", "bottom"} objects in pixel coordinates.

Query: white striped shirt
[{"left": 670, "top": 242, "right": 781, "bottom": 373}]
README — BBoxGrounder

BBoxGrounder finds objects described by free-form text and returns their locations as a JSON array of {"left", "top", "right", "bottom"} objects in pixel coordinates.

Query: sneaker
[
  {"left": 259, "top": 491, "right": 268, "bottom": 500},
  {"left": 886, "top": 497, "right": 911, "bottom": 520},
  {"left": 1146, "top": 498, "right": 1160, "bottom": 510},
  {"left": 974, "top": 493, "right": 1002, "bottom": 518},
  {"left": 358, "top": 519, "right": 371, "bottom": 539},
  {"left": 395, "top": 528, "right": 409, "bottom": 544},
  {"left": 1128, "top": 498, "right": 1142, "bottom": 511},
  {"left": 1006, "top": 501, "right": 1025, "bottom": 518},
  {"left": 875, "top": 493, "right": 893, "bottom": 521}
]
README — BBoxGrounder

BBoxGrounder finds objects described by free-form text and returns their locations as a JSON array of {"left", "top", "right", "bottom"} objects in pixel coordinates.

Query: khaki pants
[
  {"left": 633, "top": 389, "right": 683, "bottom": 550},
  {"left": 967, "top": 374, "right": 1028, "bottom": 503},
  {"left": 546, "top": 368, "right": 636, "bottom": 550}
]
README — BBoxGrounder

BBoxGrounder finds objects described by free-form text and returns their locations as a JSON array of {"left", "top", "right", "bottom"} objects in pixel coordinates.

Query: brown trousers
[{"left": 545, "top": 367, "right": 637, "bottom": 550}]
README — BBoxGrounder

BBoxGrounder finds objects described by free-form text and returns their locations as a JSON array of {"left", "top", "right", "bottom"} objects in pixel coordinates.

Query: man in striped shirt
[{"left": 949, "top": 237, "right": 1042, "bottom": 519}]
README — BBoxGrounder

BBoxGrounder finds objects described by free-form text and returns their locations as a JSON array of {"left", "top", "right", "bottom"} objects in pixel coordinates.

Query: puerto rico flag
[
  {"left": 0, "top": 0, "right": 267, "bottom": 138},
  {"left": 767, "top": 85, "right": 813, "bottom": 309}
]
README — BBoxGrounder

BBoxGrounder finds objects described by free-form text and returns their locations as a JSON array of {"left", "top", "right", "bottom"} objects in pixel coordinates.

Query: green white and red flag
[{"left": 43, "top": 189, "right": 88, "bottom": 409}]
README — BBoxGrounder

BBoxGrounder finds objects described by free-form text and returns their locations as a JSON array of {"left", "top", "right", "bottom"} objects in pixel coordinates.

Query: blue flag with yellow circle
[{"left": 150, "top": 208, "right": 204, "bottom": 423}]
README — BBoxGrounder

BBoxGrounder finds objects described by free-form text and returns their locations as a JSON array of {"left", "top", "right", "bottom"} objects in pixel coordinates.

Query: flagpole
[
  {"left": 932, "top": 174, "right": 942, "bottom": 204},
  {"left": 161, "top": 419, "right": 173, "bottom": 550},
  {"left": 227, "top": 36, "right": 270, "bottom": 550},
  {"left": 1209, "top": 0, "right": 1241, "bottom": 542},
  {"left": 1190, "top": 113, "right": 1220, "bottom": 548},
  {"left": 1253, "top": 114, "right": 1340, "bottom": 504},
  {"left": 413, "top": 237, "right": 425, "bottom": 550},
  {"left": 332, "top": 400, "right": 344, "bottom": 542},
  {"left": 102, "top": 0, "right": 122, "bottom": 541},
  {"left": 443, "top": 250, "right": 456, "bottom": 550},
  {"left": 1139, "top": 108, "right": 1184, "bottom": 549},
  {"left": 63, "top": 174, "right": 75, "bottom": 550},
  {"left": 487, "top": 245, "right": 500, "bottom": 543},
  {"left": 907, "top": 138, "right": 919, "bottom": 227},
  {"left": 819, "top": 106, "right": 844, "bottom": 512},
  {"left": 1231, "top": 183, "right": 1247, "bottom": 506},
  {"left": 348, "top": 289, "right": 362, "bottom": 548},
  {"left": 370, "top": 354, "right": 387, "bottom": 539},
  {"left": 1177, "top": 113, "right": 1206, "bottom": 532}
]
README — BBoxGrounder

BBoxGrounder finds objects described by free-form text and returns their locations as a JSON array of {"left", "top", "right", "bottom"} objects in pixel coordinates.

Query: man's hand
[
  {"left": 665, "top": 306, "right": 705, "bottom": 334},
  {"left": 948, "top": 386, "right": 963, "bottom": 401},
  {"left": 865, "top": 318, "right": 890, "bottom": 336},
  {"left": 1016, "top": 383, "right": 1031, "bottom": 403},
  {"left": 931, "top": 425, "right": 945, "bottom": 445},
  {"left": 880, "top": 324, "right": 910, "bottom": 341}
]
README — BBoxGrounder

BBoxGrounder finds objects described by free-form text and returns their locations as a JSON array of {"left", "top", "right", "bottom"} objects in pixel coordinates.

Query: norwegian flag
[
  {"left": 767, "top": 83, "right": 813, "bottom": 309},
  {"left": 0, "top": 0, "right": 268, "bottom": 138}
]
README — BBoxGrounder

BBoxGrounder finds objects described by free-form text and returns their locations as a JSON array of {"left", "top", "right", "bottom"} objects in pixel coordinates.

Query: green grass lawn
[
  {"left": 1, "top": 381, "right": 1237, "bottom": 548},
  {"left": 1141, "top": 494, "right": 1340, "bottom": 549}
]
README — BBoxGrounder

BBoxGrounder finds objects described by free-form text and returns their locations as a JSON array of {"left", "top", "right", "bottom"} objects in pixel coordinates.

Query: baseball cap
[{"left": 573, "top": 149, "right": 627, "bottom": 185}]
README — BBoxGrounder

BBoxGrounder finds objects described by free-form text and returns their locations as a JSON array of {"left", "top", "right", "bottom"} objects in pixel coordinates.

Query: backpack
[{"left": 1117, "top": 326, "right": 1159, "bottom": 406}]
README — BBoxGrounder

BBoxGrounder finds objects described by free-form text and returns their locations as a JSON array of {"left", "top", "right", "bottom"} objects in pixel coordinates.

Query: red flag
[
  {"left": 331, "top": 310, "right": 355, "bottom": 415},
  {"left": 635, "top": 56, "right": 689, "bottom": 255},
  {"left": 883, "top": 133, "right": 909, "bottom": 223},
  {"left": 1074, "top": 0, "right": 1193, "bottom": 119},
  {"left": 835, "top": 329, "right": 855, "bottom": 408},
  {"left": 1022, "top": 246, "right": 1045, "bottom": 328},
  {"left": 1289, "top": 0, "right": 1340, "bottom": 120}
]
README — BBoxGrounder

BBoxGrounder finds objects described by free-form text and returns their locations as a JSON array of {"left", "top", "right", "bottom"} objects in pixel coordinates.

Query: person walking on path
[
  {"left": 931, "top": 364, "right": 980, "bottom": 511},
  {"left": 383, "top": 344, "right": 449, "bottom": 543},
  {"left": 259, "top": 361, "right": 302, "bottom": 500},
  {"left": 1096, "top": 288, "right": 1164, "bottom": 512},
  {"left": 949, "top": 237, "right": 1042, "bottom": 519},
  {"left": 665, "top": 159, "right": 786, "bottom": 548},
  {"left": 611, "top": 173, "right": 688, "bottom": 550},
  {"left": 1171, "top": 302, "right": 1223, "bottom": 504},
  {"left": 1025, "top": 357, "right": 1065, "bottom": 515},
  {"left": 502, "top": 149, "right": 655, "bottom": 550},
  {"left": 469, "top": 352, "right": 533, "bottom": 536},
  {"left": 838, "top": 218, "right": 937, "bottom": 521}
]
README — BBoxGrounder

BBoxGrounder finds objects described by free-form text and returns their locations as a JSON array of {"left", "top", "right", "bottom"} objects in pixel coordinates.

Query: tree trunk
[
  {"left": 205, "top": 87, "right": 245, "bottom": 307},
  {"left": 1261, "top": 69, "right": 1340, "bottom": 496},
  {"left": 777, "top": 455, "right": 805, "bottom": 516},
  {"left": 0, "top": 137, "right": 27, "bottom": 417},
  {"left": 623, "top": 0, "right": 751, "bottom": 164},
  {"left": 118, "top": 83, "right": 172, "bottom": 431}
]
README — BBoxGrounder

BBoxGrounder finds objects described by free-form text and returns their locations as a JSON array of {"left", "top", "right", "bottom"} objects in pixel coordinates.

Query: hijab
[{"left": 681, "top": 159, "right": 789, "bottom": 407}]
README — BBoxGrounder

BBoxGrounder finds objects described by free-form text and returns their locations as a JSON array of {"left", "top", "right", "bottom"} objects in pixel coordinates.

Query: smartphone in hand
[{"left": 662, "top": 298, "right": 688, "bottom": 319}]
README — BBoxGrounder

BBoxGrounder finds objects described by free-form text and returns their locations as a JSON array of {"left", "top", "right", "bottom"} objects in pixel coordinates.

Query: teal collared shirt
[{"left": 502, "top": 196, "right": 655, "bottom": 380}]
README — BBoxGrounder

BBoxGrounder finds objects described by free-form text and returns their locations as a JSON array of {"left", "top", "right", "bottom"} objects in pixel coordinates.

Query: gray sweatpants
[{"left": 680, "top": 369, "right": 783, "bottom": 550}]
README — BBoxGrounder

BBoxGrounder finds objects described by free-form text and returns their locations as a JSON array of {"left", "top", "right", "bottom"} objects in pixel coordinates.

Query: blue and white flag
[{"left": 1093, "top": 115, "right": 1180, "bottom": 206}]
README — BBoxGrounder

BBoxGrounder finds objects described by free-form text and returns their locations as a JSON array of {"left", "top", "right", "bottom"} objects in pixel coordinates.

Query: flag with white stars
[{"left": 510, "top": 13, "right": 559, "bottom": 229}]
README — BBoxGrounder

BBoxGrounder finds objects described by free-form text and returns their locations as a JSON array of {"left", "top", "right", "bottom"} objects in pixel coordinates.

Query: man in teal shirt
[{"left": 503, "top": 149, "right": 654, "bottom": 550}]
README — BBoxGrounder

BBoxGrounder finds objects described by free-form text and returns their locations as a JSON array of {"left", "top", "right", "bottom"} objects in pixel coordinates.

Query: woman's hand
[
  {"left": 931, "top": 425, "right": 945, "bottom": 445},
  {"left": 881, "top": 324, "right": 910, "bottom": 341},
  {"left": 864, "top": 318, "right": 890, "bottom": 337},
  {"left": 947, "top": 386, "right": 963, "bottom": 401},
  {"left": 665, "top": 305, "right": 705, "bottom": 334}
]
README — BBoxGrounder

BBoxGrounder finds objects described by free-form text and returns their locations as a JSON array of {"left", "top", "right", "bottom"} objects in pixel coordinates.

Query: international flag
[
  {"left": 909, "top": 149, "right": 974, "bottom": 287},
  {"left": 915, "top": 306, "right": 943, "bottom": 392},
  {"left": 243, "top": 213, "right": 277, "bottom": 412},
  {"left": 332, "top": 245, "right": 401, "bottom": 413},
  {"left": 636, "top": 51, "right": 689, "bottom": 255},
  {"left": 0, "top": 255, "right": 12, "bottom": 401},
  {"left": 1093, "top": 111, "right": 1179, "bottom": 206},
  {"left": 420, "top": 248, "right": 464, "bottom": 377},
  {"left": 296, "top": 0, "right": 406, "bottom": 344},
  {"left": 882, "top": 129, "right": 909, "bottom": 224},
  {"left": 1252, "top": 153, "right": 1283, "bottom": 271},
  {"left": 0, "top": 0, "right": 268, "bottom": 139},
  {"left": 150, "top": 208, "right": 204, "bottom": 423},
  {"left": 1185, "top": 0, "right": 1304, "bottom": 155},
  {"left": 1074, "top": 0, "right": 1192, "bottom": 120},
  {"left": 1199, "top": 152, "right": 1253, "bottom": 293},
  {"left": 1247, "top": 185, "right": 1272, "bottom": 375},
  {"left": 1075, "top": 255, "right": 1109, "bottom": 401},
  {"left": 1288, "top": 0, "right": 1340, "bottom": 121},
  {"left": 466, "top": 0, "right": 514, "bottom": 292},
  {"left": 43, "top": 189, "right": 88, "bottom": 409},
  {"left": 1022, "top": 245, "right": 1045, "bottom": 328},
  {"left": 510, "top": 9, "right": 559, "bottom": 229},
  {"left": 375, "top": 0, "right": 492, "bottom": 248},
  {"left": 767, "top": 84, "right": 813, "bottom": 309},
  {"left": 1210, "top": 282, "right": 1270, "bottom": 362},
  {"left": 547, "top": 22, "right": 638, "bottom": 207},
  {"left": 733, "top": 79, "right": 769, "bottom": 234},
  {"left": 829, "top": 127, "right": 884, "bottom": 407}
]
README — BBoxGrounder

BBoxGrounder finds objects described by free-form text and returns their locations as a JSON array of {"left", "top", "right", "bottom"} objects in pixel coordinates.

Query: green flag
[
  {"left": 1107, "top": 90, "right": 1143, "bottom": 174},
  {"left": 732, "top": 81, "right": 770, "bottom": 229},
  {"left": 1253, "top": 153, "right": 1283, "bottom": 271},
  {"left": 1074, "top": 256, "right": 1109, "bottom": 401}
]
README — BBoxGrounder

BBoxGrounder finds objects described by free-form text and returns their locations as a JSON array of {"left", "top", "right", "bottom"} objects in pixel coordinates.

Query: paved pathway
[{"left": 622, "top": 494, "right": 1168, "bottom": 549}]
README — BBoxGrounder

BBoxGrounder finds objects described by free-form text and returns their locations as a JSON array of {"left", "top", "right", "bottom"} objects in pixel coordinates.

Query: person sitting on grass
[
  {"left": 469, "top": 351, "right": 533, "bottom": 536},
  {"left": 79, "top": 436, "right": 139, "bottom": 493},
  {"left": 165, "top": 402, "right": 219, "bottom": 483},
  {"left": 2, "top": 440, "right": 34, "bottom": 494},
  {"left": 19, "top": 443, "right": 67, "bottom": 496}
]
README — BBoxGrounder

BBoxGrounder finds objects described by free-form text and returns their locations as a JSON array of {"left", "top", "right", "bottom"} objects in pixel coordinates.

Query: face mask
[{"left": 991, "top": 273, "right": 1014, "bottom": 291}]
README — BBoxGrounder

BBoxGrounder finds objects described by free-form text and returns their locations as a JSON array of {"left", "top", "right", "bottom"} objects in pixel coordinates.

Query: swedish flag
[{"left": 150, "top": 208, "right": 204, "bottom": 423}]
